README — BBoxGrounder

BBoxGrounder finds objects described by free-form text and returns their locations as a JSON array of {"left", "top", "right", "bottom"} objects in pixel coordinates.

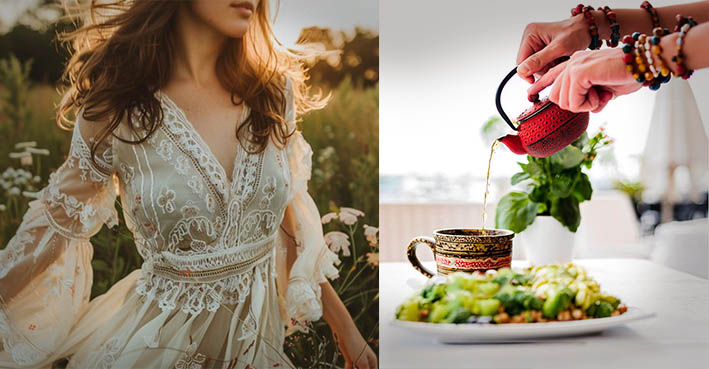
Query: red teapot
[{"left": 495, "top": 67, "right": 589, "bottom": 158}]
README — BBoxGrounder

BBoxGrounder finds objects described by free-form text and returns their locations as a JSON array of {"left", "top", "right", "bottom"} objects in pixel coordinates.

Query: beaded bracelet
[
  {"left": 571, "top": 4, "right": 602, "bottom": 50},
  {"left": 641, "top": 1, "right": 661, "bottom": 29},
  {"left": 621, "top": 31, "right": 670, "bottom": 90},
  {"left": 648, "top": 27, "right": 672, "bottom": 83},
  {"left": 673, "top": 17, "right": 697, "bottom": 79},
  {"left": 601, "top": 6, "right": 621, "bottom": 47},
  {"left": 673, "top": 14, "right": 697, "bottom": 32}
]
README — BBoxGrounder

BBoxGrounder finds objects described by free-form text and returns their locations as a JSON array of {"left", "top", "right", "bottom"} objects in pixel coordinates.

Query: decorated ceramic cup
[{"left": 406, "top": 228, "right": 514, "bottom": 278}]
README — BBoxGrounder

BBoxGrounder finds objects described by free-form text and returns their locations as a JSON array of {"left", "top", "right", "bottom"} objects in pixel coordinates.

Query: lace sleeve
[
  {"left": 0, "top": 112, "right": 118, "bottom": 366},
  {"left": 275, "top": 78, "right": 340, "bottom": 335}
]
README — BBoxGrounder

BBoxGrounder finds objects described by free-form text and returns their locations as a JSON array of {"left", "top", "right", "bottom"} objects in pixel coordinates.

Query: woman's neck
[{"left": 173, "top": 5, "right": 228, "bottom": 87}]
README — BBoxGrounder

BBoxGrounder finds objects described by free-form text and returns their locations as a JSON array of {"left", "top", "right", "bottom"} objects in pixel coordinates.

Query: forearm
[
  {"left": 321, "top": 280, "right": 357, "bottom": 335},
  {"left": 589, "top": 1, "right": 709, "bottom": 39},
  {"left": 655, "top": 21, "right": 709, "bottom": 73}
]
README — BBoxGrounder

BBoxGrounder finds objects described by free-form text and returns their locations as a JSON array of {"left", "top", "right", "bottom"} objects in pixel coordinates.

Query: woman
[
  {"left": 0, "top": 0, "right": 377, "bottom": 368},
  {"left": 516, "top": 1, "right": 709, "bottom": 112}
]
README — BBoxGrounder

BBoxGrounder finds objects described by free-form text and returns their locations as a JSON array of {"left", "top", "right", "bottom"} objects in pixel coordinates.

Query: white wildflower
[
  {"left": 321, "top": 212, "right": 338, "bottom": 224},
  {"left": 339, "top": 207, "right": 364, "bottom": 225},
  {"left": 363, "top": 224, "right": 379, "bottom": 248},
  {"left": 0, "top": 204, "right": 6, "bottom": 211},
  {"left": 22, "top": 191, "right": 40, "bottom": 199},
  {"left": 32, "top": 176, "right": 40, "bottom": 183},
  {"left": 26, "top": 147, "right": 50, "bottom": 156},
  {"left": 324, "top": 231, "right": 351, "bottom": 256},
  {"left": 9, "top": 151, "right": 30, "bottom": 159},
  {"left": 14, "top": 141, "right": 37, "bottom": 149},
  {"left": 8, "top": 187, "right": 20, "bottom": 196}
]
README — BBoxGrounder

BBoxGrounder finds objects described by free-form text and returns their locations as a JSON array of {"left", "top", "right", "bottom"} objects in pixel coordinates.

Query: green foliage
[
  {"left": 496, "top": 130, "right": 612, "bottom": 233},
  {"left": 286, "top": 78, "right": 379, "bottom": 368}
]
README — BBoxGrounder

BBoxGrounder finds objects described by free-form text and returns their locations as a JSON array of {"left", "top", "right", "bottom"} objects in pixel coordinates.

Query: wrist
[
  {"left": 657, "top": 32, "right": 680, "bottom": 76},
  {"left": 589, "top": 10, "right": 612, "bottom": 40}
]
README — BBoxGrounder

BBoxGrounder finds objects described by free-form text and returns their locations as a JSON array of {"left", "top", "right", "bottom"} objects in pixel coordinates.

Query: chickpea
[
  {"left": 495, "top": 312, "right": 510, "bottom": 324},
  {"left": 571, "top": 309, "right": 583, "bottom": 320}
]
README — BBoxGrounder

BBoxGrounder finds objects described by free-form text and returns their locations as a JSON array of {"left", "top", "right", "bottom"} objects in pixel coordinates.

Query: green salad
[{"left": 396, "top": 263, "right": 627, "bottom": 324}]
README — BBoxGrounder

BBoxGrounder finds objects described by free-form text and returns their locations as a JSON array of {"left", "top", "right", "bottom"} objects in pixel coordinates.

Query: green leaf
[
  {"left": 510, "top": 172, "right": 530, "bottom": 185},
  {"left": 536, "top": 202, "right": 548, "bottom": 214},
  {"left": 550, "top": 145, "right": 585, "bottom": 169},
  {"left": 529, "top": 184, "right": 550, "bottom": 203},
  {"left": 495, "top": 192, "right": 538, "bottom": 233},
  {"left": 573, "top": 173, "right": 593, "bottom": 202},
  {"left": 549, "top": 175, "right": 573, "bottom": 198},
  {"left": 524, "top": 160, "right": 543, "bottom": 176},
  {"left": 550, "top": 196, "right": 581, "bottom": 232}
]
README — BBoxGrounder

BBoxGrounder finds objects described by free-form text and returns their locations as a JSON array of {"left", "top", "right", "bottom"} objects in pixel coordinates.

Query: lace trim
[
  {"left": 42, "top": 179, "right": 118, "bottom": 238},
  {"left": 67, "top": 123, "right": 113, "bottom": 183},
  {"left": 137, "top": 241, "right": 275, "bottom": 315},
  {"left": 286, "top": 247, "right": 340, "bottom": 329},
  {"left": 157, "top": 92, "right": 229, "bottom": 203}
]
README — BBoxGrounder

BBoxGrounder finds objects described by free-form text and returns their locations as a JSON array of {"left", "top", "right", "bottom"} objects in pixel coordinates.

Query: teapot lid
[{"left": 517, "top": 97, "right": 553, "bottom": 122}]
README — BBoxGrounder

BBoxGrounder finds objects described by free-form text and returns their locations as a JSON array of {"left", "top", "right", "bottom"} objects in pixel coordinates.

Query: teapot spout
[{"left": 498, "top": 135, "right": 527, "bottom": 155}]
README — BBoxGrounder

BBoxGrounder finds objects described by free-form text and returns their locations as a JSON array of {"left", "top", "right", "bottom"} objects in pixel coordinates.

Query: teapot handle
[{"left": 495, "top": 67, "right": 519, "bottom": 131}]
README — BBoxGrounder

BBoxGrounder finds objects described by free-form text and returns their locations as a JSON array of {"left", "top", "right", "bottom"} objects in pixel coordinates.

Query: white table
[{"left": 380, "top": 259, "right": 709, "bottom": 369}]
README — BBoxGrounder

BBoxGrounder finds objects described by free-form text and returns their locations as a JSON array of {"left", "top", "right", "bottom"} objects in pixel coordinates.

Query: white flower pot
[{"left": 520, "top": 215, "right": 575, "bottom": 265}]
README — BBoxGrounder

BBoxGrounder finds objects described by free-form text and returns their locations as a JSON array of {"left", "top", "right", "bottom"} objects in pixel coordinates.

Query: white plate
[{"left": 391, "top": 307, "right": 655, "bottom": 343}]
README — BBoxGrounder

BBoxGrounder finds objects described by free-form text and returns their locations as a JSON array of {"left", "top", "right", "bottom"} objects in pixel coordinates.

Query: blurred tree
[{"left": 298, "top": 27, "right": 378, "bottom": 89}]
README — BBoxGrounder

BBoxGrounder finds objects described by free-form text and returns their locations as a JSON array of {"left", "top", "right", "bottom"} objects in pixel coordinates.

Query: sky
[
  {"left": 380, "top": 0, "right": 709, "bottom": 180},
  {"left": 272, "top": 0, "right": 378, "bottom": 47}
]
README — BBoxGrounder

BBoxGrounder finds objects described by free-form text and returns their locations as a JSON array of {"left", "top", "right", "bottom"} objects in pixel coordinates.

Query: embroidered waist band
[{"left": 146, "top": 235, "right": 276, "bottom": 283}]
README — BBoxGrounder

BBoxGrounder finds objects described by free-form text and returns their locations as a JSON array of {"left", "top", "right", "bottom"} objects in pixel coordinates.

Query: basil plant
[{"left": 495, "top": 130, "right": 612, "bottom": 233}]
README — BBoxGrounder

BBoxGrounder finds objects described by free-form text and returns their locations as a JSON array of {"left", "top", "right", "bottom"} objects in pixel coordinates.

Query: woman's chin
[{"left": 217, "top": 21, "right": 250, "bottom": 38}]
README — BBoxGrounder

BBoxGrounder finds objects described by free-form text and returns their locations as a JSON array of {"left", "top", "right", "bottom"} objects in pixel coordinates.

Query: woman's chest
[{"left": 113, "top": 114, "right": 291, "bottom": 255}]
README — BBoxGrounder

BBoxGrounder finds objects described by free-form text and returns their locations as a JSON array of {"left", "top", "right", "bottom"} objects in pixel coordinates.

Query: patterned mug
[{"left": 407, "top": 228, "right": 514, "bottom": 278}]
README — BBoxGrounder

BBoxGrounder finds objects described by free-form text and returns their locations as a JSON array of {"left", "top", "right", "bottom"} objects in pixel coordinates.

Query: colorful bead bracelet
[
  {"left": 621, "top": 31, "right": 671, "bottom": 91},
  {"left": 641, "top": 1, "right": 661, "bottom": 29},
  {"left": 673, "top": 16, "right": 697, "bottom": 80},
  {"left": 601, "top": 6, "right": 621, "bottom": 47},
  {"left": 572, "top": 4, "right": 602, "bottom": 50}
]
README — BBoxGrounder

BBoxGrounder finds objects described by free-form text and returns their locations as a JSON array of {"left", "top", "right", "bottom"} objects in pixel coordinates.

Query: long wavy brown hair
[{"left": 58, "top": 0, "right": 327, "bottom": 171}]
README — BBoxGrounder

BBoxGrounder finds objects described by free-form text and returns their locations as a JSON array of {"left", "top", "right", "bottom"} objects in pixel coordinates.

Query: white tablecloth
[{"left": 380, "top": 259, "right": 709, "bottom": 369}]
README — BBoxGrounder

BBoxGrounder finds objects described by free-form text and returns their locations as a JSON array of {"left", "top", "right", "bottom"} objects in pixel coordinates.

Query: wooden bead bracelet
[{"left": 572, "top": 4, "right": 602, "bottom": 50}]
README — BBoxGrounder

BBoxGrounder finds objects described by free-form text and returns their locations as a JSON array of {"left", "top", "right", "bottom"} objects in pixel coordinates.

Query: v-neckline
[{"left": 157, "top": 90, "right": 247, "bottom": 186}]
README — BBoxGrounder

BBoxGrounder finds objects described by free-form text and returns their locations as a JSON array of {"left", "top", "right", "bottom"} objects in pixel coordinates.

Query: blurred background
[
  {"left": 0, "top": 0, "right": 378, "bottom": 367},
  {"left": 380, "top": 0, "right": 708, "bottom": 278}
]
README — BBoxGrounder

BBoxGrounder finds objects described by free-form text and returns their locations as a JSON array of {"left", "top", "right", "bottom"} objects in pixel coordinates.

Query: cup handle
[{"left": 407, "top": 236, "right": 436, "bottom": 278}]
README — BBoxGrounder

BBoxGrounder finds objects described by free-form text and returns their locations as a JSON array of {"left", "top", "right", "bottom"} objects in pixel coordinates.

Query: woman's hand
[
  {"left": 527, "top": 49, "right": 640, "bottom": 113},
  {"left": 334, "top": 326, "right": 378, "bottom": 369},
  {"left": 516, "top": 16, "right": 593, "bottom": 83}
]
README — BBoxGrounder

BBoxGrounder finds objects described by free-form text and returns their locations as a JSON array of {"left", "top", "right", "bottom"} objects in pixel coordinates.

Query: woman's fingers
[
  {"left": 569, "top": 69, "right": 595, "bottom": 111},
  {"left": 528, "top": 62, "right": 566, "bottom": 98},
  {"left": 557, "top": 70, "right": 571, "bottom": 110},
  {"left": 518, "top": 42, "right": 564, "bottom": 82},
  {"left": 592, "top": 89, "right": 614, "bottom": 113},
  {"left": 368, "top": 350, "right": 378, "bottom": 369}
]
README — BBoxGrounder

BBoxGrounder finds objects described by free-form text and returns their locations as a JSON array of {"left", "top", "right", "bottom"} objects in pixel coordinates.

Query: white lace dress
[{"left": 0, "top": 84, "right": 340, "bottom": 369}]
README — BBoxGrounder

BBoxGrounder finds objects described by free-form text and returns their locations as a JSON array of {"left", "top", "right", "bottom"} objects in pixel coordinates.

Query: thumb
[{"left": 518, "top": 43, "right": 563, "bottom": 80}]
